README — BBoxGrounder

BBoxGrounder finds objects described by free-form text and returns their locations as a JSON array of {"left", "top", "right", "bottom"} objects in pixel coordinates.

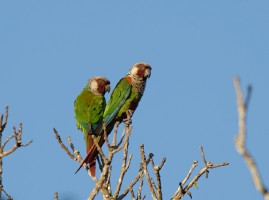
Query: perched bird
[
  {"left": 75, "top": 62, "right": 151, "bottom": 175},
  {"left": 74, "top": 76, "right": 110, "bottom": 176}
]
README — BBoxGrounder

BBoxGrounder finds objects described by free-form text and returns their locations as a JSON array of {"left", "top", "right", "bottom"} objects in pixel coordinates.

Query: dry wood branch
[
  {"left": 1, "top": 124, "right": 32, "bottom": 158},
  {"left": 88, "top": 124, "right": 133, "bottom": 200},
  {"left": 1, "top": 187, "right": 13, "bottom": 200},
  {"left": 172, "top": 146, "right": 229, "bottom": 200},
  {"left": 54, "top": 192, "right": 59, "bottom": 200},
  {"left": 53, "top": 128, "right": 102, "bottom": 191},
  {"left": 103, "top": 122, "right": 111, "bottom": 148},
  {"left": 55, "top": 106, "right": 229, "bottom": 199},
  {"left": 181, "top": 160, "right": 198, "bottom": 186},
  {"left": 112, "top": 121, "right": 120, "bottom": 146},
  {"left": 0, "top": 105, "right": 8, "bottom": 135},
  {"left": 118, "top": 169, "right": 144, "bottom": 200},
  {"left": 200, "top": 146, "right": 209, "bottom": 178},
  {"left": 53, "top": 128, "right": 77, "bottom": 161},
  {"left": 0, "top": 105, "right": 32, "bottom": 200},
  {"left": 150, "top": 156, "right": 166, "bottom": 200},
  {"left": 137, "top": 173, "right": 144, "bottom": 200},
  {"left": 113, "top": 126, "right": 132, "bottom": 198},
  {"left": 118, "top": 152, "right": 153, "bottom": 200},
  {"left": 140, "top": 144, "right": 157, "bottom": 200},
  {"left": 234, "top": 77, "right": 269, "bottom": 200},
  {"left": 171, "top": 160, "right": 198, "bottom": 199}
]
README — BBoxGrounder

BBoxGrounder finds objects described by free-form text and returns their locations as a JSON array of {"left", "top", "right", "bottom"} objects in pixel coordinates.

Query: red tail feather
[
  {"left": 89, "top": 157, "right": 96, "bottom": 177},
  {"left": 75, "top": 135, "right": 105, "bottom": 175}
]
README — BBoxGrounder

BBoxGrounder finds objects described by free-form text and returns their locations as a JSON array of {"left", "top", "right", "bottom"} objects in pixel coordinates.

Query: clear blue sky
[{"left": 1, "top": 0, "right": 269, "bottom": 199}]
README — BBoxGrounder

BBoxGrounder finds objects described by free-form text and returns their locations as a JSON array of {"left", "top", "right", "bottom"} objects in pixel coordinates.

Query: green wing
[
  {"left": 74, "top": 88, "right": 106, "bottom": 135},
  {"left": 103, "top": 78, "right": 131, "bottom": 126}
]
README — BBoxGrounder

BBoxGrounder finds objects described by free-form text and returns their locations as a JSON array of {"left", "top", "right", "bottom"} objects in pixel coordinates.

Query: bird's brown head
[
  {"left": 89, "top": 76, "right": 110, "bottom": 95},
  {"left": 129, "top": 62, "right": 151, "bottom": 79}
]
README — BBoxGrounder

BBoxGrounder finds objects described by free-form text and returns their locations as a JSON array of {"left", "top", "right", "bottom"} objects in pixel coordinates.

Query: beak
[
  {"left": 105, "top": 84, "right": 111, "bottom": 93},
  {"left": 144, "top": 67, "right": 151, "bottom": 78}
]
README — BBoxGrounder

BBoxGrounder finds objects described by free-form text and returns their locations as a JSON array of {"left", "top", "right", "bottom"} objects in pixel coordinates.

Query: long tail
[{"left": 75, "top": 134, "right": 105, "bottom": 175}]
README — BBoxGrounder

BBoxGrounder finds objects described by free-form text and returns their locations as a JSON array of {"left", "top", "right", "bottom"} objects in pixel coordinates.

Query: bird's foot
[{"left": 123, "top": 110, "right": 133, "bottom": 126}]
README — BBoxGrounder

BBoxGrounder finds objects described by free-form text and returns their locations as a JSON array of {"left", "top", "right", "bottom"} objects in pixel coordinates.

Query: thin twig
[
  {"left": 200, "top": 146, "right": 209, "bottom": 178},
  {"left": 173, "top": 161, "right": 228, "bottom": 200},
  {"left": 0, "top": 105, "right": 8, "bottom": 134},
  {"left": 140, "top": 144, "right": 157, "bottom": 200},
  {"left": 234, "top": 77, "right": 269, "bottom": 200},
  {"left": 137, "top": 173, "right": 144, "bottom": 200},
  {"left": 113, "top": 126, "right": 132, "bottom": 198},
  {"left": 53, "top": 128, "right": 76, "bottom": 160},
  {"left": 118, "top": 152, "right": 153, "bottom": 200},
  {"left": 150, "top": 157, "right": 166, "bottom": 200},
  {"left": 112, "top": 121, "right": 120, "bottom": 147},
  {"left": 0, "top": 105, "right": 31, "bottom": 200},
  {"left": 171, "top": 160, "right": 198, "bottom": 199},
  {"left": 181, "top": 160, "right": 198, "bottom": 186},
  {"left": 172, "top": 146, "right": 229, "bottom": 200},
  {"left": 54, "top": 192, "right": 59, "bottom": 200}
]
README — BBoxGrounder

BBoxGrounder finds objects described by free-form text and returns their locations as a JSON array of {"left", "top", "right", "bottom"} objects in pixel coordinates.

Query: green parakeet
[
  {"left": 75, "top": 62, "right": 151, "bottom": 175},
  {"left": 74, "top": 76, "right": 110, "bottom": 176}
]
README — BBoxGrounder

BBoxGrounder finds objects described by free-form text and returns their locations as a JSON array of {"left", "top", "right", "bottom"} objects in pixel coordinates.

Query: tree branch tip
[
  {"left": 149, "top": 153, "right": 154, "bottom": 158},
  {"left": 234, "top": 76, "right": 240, "bottom": 82},
  {"left": 223, "top": 162, "right": 229, "bottom": 166},
  {"left": 199, "top": 146, "right": 205, "bottom": 152},
  {"left": 187, "top": 191, "right": 192, "bottom": 199},
  {"left": 16, "top": 141, "right": 22, "bottom": 147}
]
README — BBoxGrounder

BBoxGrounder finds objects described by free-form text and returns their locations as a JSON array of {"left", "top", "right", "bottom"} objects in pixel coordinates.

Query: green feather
[
  {"left": 74, "top": 85, "right": 106, "bottom": 149},
  {"left": 103, "top": 77, "right": 142, "bottom": 134},
  {"left": 104, "top": 78, "right": 131, "bottom": 125}
]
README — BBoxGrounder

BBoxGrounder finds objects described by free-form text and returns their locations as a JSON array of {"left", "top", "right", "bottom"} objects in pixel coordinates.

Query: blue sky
[{"left": 1, "top": 0, "right": 269, "bottom": 199}]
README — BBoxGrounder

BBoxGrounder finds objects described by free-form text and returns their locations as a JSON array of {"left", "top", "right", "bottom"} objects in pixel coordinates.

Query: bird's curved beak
[
  {"left": 105, "top": 84, "right": 111, "bottom": 93},
  {"left": 144, "top": 67, "right": 151, "bottom": 79}
]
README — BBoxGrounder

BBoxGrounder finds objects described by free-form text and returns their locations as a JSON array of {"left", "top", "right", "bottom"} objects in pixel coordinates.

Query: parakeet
[
  {"left": 74, "top": 76, "right": 110, "bottom": 176},
  {"left": 75, "top": 62, "right": 151, "bottom": 175}
]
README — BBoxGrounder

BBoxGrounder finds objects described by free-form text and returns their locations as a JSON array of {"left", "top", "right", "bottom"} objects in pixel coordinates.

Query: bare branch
[
  {"left": 137, "top": 173, "right": 144, "bottom": 200},
  {"left": 112, "top": 121, "right": 120, "bottom": 146},
  {"left": 140, "top": 144, "right": 157, "bottom": 200},
  {"left": 199, "top": 146, "right": 209, "bottom": 178},
  {"left": 0, "top": 105, "right": 32, "bottom": 199},
  {"left": 54, "top": 106, "right": 229, "bottom": 200},
  {"left": 103, "top": 122, "right": 111, "bottom": 148},
  {"left": 118, "top": 169, "right": 144, "bottom": 200},
  {"left": 171, "top": 160, "right": 198, "bottom": 199},
  {"left": 233, "top": 77, "right": 269, "bottom": 200},
  {"left": 0, "top": 123, "right": 32, "bottom": 158},
  {"left": 172, "top": 147, "right": 229, "bottom": 200},
  {"left": 113, "top": 126, "right": 132, "bottom": 198},
  {"left": 53, "top": 128, "right": 76, "bottom": 160},
  {"left": 0, "top": 105, "right": 8, "bottom": 134},
  {"left": 1, "top": 186, "right": 13, "bottom": 200},
  {"left": 181, "top": 160, "right": 198, "bottom": 186},
  {"left": 150, "top": 156, "right": 166, "bottom": 200},
  {"left": 54, "top": 192, "right": 59, "bottom": 200}
]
